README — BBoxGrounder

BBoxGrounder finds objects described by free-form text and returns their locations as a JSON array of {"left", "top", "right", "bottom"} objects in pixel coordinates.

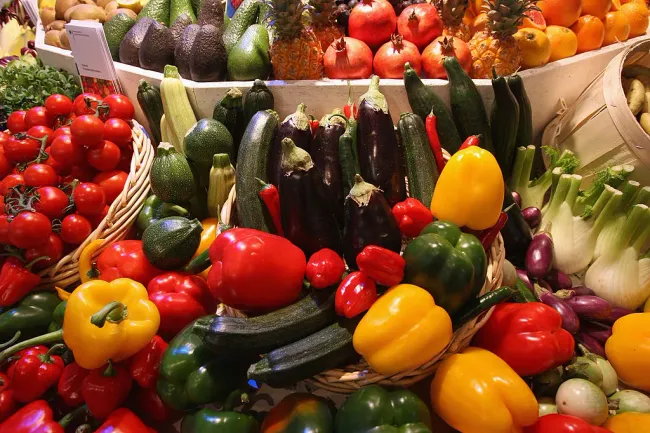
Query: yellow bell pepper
[
  {"left": 430, "top": 146, "right": 504, "bottom": 230},
  {"left": 352, "top": 284, "right": 452, "bottom": 375},
  {"left": 79, "top": 239, "right": 105, "bottom": 283},
  {"left": 63, "top": 278, "right": 160, "bottom": 369},
  {"left": 430, "top": 347, "right": 538, "bottom": 433},
  {"left": 192, "top": 218, "right": 218, "bottom": 279},
  {"left": 605, "top": 312, "right": 650, "bottom": 392},
  {"left": 644, "top": 297, "right": 650, "bottom": 312},
  {"left": 604, "top": 412, "right": 650, "bottom": 433}
]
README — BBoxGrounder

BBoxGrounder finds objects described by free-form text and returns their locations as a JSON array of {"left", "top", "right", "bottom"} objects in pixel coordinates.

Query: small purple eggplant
[
  {"left": 576, "top": 332, "right": 606, "bottom": 358},
  {"left": 581, "top": 322, "right": 613, "bottom": 345},
  {"left": 526, "top": 232, "right": 553, "bottom": 279},
  {"left": 512, "top": 191, "right": 522, "bottom": 208},
  {"left": 536, "top": 284, "right": 580, "bottom": 334},
  {"left": 545, "top": 270, "right": 573, "bottom": 291},
  {"left": 572, "top": 286, "right": 596, "bottom": 296},
  {"left": 522, "top": 206, "right": 541, "bottom": 229},
  {"left": 516, "top": 269, "right": 533, "bottom": 290},
  {"left": 600, "top": 306, "right": 634, "bottom": 324},
  {"left": 566, "top": 296, "right": 612, "bottom": 320}
]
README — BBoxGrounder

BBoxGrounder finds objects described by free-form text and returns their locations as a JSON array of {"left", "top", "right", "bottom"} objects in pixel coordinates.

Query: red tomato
[
  {"left": 0, "top": 174, "right": 24, "bottom": 195},
  {"left": 0, "top": 131, "right": 10, "bottom": 149},
  {"left": 72, "top": 93, "right": 102, "bottom": 116},
  {"left": 45, "top": 94, "right": 73, "bottom": 117},
  {"left": 103, "top": 118, "right": 132, "bottom": 148},
  {"left": 42, "top": 147, "right": 68, "bottom": 175},
  {"left": 0, "top": 148, "right": 11, "bottom": 179},
  {"left": 70, "top": 115, "right": 104, "bottom": 148},
  {"left": 25, "top": 233, "right": 64, "bottom": 269},
  {"left": 93, "top": 170, "right": 128, "bottom": 204},
  {"left": 0, "top": 215, "right": 10, "bottom": 244},
  {"left": 85, "top": 204, "right": 109, "bottom": 228},
  {"left": 33, "top": 186, "right": 69, "bottom": 219},
  {"left": 60, "top": 214, "right": 92, "bottom": 245},
  {"left": 86, "top": 140, "right": 121, "bottom": 172},
  {"left": 68, "top": 161, "right": 97, "bottom": 182},
  {"left": 8, "top": 211, "right": 52, "bottom": 249},
  {"left": 102, "top": 94, "right": 135, "bottom": 121},
  {"left": 27, "top": 125, "right": 55, "bottom": 147},
  {"left": 24, "top": 106, "right": 53, "bottom": 128},
  {"left": 73, "top": 182, "right": 106, "bottom": 216},
  {"left": 23, "top": 164, "right": 58, "bottom": 187},
  {"left": 52, "top": 126, "right": 71, "bottom": 141},
  {"left": 118, "top": 146, "right": 133, "bottom": 172},
  {"left": 50, "top": 135, "right": 85, "bottom": 168},
  {"left": 7, "top": 111, "right": 27, "bottom": 133},
  {"left": 3, "top": 136, "right": 41, "bottom": 163}
]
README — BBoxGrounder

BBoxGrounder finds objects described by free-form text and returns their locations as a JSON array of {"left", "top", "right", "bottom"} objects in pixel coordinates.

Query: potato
[
  {"left": 640, "top": 113, "right": 650, "bottom": 135},
  {"left": 46, "top": 19, "right": 66, "bottom": 30},
  {"left": 40, "top": 6, "right": 56, "bottom": 26},
  {"left": 96, "top": 0, "right": 113, "bottom": 8},
  {"left": 44, "top": 29, "right": 64, "bottom": 48},
  {"left": 104, "top": 1, "right": 118, "bottom": 12},
  {"left": 55, "top": 0, "right": 79, "bottom": 20},
  {"left": 627, "top": 79, "right": 645, "bottom": 115},
  {"left": 64, "top": 3, "right": 106, "bottom": 21},
  {"left": 60, "top": 29, "right": 70, "bottom": 49},
  {"left": 106, "top": 7, "right": 137, "bottom": 20}
]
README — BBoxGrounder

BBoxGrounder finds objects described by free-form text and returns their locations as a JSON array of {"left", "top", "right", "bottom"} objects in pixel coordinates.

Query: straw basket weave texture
[{"left": 37, "top": 120, "right": 154, "bottom": 289}]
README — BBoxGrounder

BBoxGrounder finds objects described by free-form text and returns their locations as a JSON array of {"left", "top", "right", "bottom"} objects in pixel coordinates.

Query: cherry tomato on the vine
[
  {"left": 3, "top": 136, "right": 41, "bottom": 163},
  {"left": 73, "top": 182, "right": 106, "bottom": 216},
  {"left": 8, "top": 211, "right": 52, "bottom": 249},
  {"left": 33, "top": 186, "right": 69, "bottom": 220},
  {"left": 50, "top": 135, "right": 85, "bottom": 168},
  {"left": 68, "top": 161, "right": 97, "bottom": 182},
  {"left": 72, "top": 93, "right": 102, "bottom": 116},
  {"left": 26, "top": 125, "right": 55, "bottom": 147},
  {"left": 118, "top": 146, "right": 133, "bottom": 172},
  {"left": 93, "top": 170, "right": 127, "bottom": 204},
  {"left": 42, "top": 147, "right": 68, "bottom": 175},
  {"left": 0, "top": 174, "right": 24, "bottom": 195},
  {"left": 86, "top": 140, "right": 121, "bottom": 172},
  {"left": 85, "top": 204, "right": 109, "bottom": 229},
  {"left": 25, "top": 233, "right": 64, "bottom": 269},
  {"left": 23, "top": 164, "right": 58, "bottom": 187},
  {"left": 45, "top": 94, "right": 73, "bottom": 118},
  {"left": 0, "top": 215, "right": 10, "bottom": 245},
  {"left": 0, "top": 131, "right": 10, "bottom": 149},
  {"left": 102, "top": 94, "right": 134, "bottom": 121},
  {"left": 7, "top": 111, "right": 27, "bottom": 134},
  {"left": 60, "top": 214, "right": 92, "bottom": 245},
  {"left": 103, "top": 118, "right": 132, "bottom": 148},
  {"left": 71, "top": 115, "right": 104, "bottom": 148},
  {"left": 24, "top": 106, "right": 53, "bottom": 128},
  {"left": 0, "top": 148, "right": 11, "bottom": 179},
  {"left": 52, "top": 126, "right": 71, "bottom": 141}
]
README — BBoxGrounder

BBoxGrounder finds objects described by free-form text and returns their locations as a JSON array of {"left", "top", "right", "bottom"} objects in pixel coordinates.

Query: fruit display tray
[{"left": 35, "top": 24, "right": 650, "bottom": 142}]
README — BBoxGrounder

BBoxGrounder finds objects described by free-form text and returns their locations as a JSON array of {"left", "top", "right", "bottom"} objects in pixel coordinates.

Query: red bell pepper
[
  {"left": 57, "top": 362, "right": 89, "bottom": 407},
  {"left": 95, "top": 240, "right": 162, "bottom": 286},
  {"left": 305, "top": 248, "right": 346, "bottom": 289},
  {"left": 356, "top": 245, "right": 405, "bottom": 287},
  {"left": 0, "top": 373, "right": 16, "bottom": 423},
  {"left": 93, "top": 408, "right": 156, "bottom": 433},
  {"left": 473, "top": 303, "right": 575, "bottom": 376},
  {"left": 82, "top": 362, "right": 132, "bottom": 419},
  {"left": 128, "top": 335, "right": 167, "bottom": 389},
  {"left": 458, "top": 135, "right": 480, "bottom": 151},
  {"left": 0, "top": 400, "right": 82, "bottom": 433},
  {"left": 147, "top": 273, "right": 216, "bottom": 336},
  {"left": 335, "top": 271, "right": 378, "bottom": 318},
  {"left": 7, "top": 346, "right": 48, "bottom": 379},
  {"left": 12, "top": 344, "right": 65, "bottom": 403},
  {"left": 131, "top": 386, "right": 182, "bottom": 424},
  {"left": 524, "top": 414, "right": 613, "bottom": 433},
  {"left": 207, "top": 228, "right": 306, "bottom": 312},
  {"left": 257, "top": 179, "right": 284, "bottom": 236},
  {"left": 0, "top": 256, "right": 49, "bottom": 307},
  {"left": 425, "top": 111, "right": 446, "bottom": 173},
  {"left": 391, "top": 198, "right": 434, "bottom": 238}
]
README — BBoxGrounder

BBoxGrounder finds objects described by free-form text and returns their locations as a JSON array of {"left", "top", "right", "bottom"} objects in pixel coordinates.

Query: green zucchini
[
  {"left": 150, "top": 142, "right": 197, "bottom": 204},
  {"left": 443, "top": 57, "right": 494, "bottom": 154},
  {"left": 507, "top": 74, "right": 543, "bottom": 177},
  {"left": 194, "top": 291, "right": 337, "bottom": 354},
  {"left": 244, "top": 79, "right": 274, "bottom": 125},
  {"left": 452, "top": 286, "right": 515, "bottom": 329},
  {"left": 236, "top": 110, "right": 279, "bottom": 232},
  {"left": 213, "top": 88, "right": 245, "bottom": 164},
  {"left": 490, "top": 72, "right": 520, "bottom": 180},
  {"left": 397, "top": 112, "right": 438, "bottom": 208},
  {"left": 247, "top": 320, "right": 358, "bottom": 387},
  {"left": 207, "top": 153, "right": 235, "bottom": 218},
  {"left": 137, "top": 80, "right": 163, "bottom": 144},
  {"left": 142, "top": 216, "right": 203, "bottom": 270},
  {"left": 403, "top": 62, "right": 461, "bottom": 154}
]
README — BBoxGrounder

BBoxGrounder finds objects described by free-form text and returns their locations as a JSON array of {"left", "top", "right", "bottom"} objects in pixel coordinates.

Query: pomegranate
[
  {"left": 397, "top": 3, "right": 443, "bottom": 51},
  {"left": 373, "top": 33, "right": 422, "bottom": 78},
  {"left": 324, "top": 37, "right": 374, "bottom": 79},
  {"left": 422, "top": 36, "right": 472, "bottom": 79},
  {"left": 348, "top": 0, "right": 397, "bottom": 49}
]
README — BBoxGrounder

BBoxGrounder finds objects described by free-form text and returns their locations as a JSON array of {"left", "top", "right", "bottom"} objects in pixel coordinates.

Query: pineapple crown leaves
[
  {"left": 481, "top": 0, "right": 539, "bottom": 35},
  {"left": 265, "top": 0, "right": 313, "bottom": 40}
]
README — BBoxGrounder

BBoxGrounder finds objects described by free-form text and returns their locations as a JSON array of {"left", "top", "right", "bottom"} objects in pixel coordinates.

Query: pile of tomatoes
[{"left": 0, "top": 92, "right": 136, "bottom": 271}]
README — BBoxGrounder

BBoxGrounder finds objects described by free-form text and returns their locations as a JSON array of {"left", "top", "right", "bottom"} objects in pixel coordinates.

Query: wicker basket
[{"left": 37, "top": 120, "right": 155, "bottom": 288}]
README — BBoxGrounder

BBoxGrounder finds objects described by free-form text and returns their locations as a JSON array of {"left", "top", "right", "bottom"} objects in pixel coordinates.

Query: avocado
[
  {"left": 138, "top": 20, "right": 174, "bottom": 72},
  {"left": 137, "top": 0, "right": 170, "bottom": 26},
  {"left": 170, "top": 13, "right": 193, "bottom": 45},
  {"left": 227, "top": 24, "right": 270, "bottom": 81},
  {"left": 196, "top": 0, "right": 223, "bottom": 27},
  {"left": 222, "top": 0, "right": 260, "bottom": 53},
  {"left": 189, "top": 25, "right": 227, "bottom": 82},
  {"left": 119, "top": 17, "right": 154, "bottom": 67},
  {"left": 170, "top": 0, "right": 196, "bottom": 27},
  {"left": 174, "top": 23, "right": 200, "bottom": 79},
  {"left": 104, "top": 13, "right": 135, "bottom": 60}
]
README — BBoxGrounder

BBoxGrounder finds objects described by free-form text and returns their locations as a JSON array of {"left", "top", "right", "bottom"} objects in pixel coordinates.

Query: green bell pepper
[
  {"left": 136, "top": 194, "right": 189, "bottom": 232},
  {"left": 181, "top": 407, "right": 259, "bottom": 433},
  {"left": 156, "top": 320, "right": 249, "bottom": 411},
  {"left": 47, "top": 300, "right": 66, "bottom": 332},
  {"left": 262, "top": 393, "right": 335, "bottom": 433},
  {"left": 403, "top": 220, "right": 487, "bottom": 315},
  {"left": 0, "top": 292, "right": 62, "bottom": 341},
  {"left": 335, "top": 386, "right": 431, "bottom": 433}
]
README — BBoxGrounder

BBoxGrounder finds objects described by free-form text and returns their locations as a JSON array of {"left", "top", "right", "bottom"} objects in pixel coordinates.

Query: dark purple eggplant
[
  {"left": 581, "top": 322, "right": 613, "bottom": 345},
  {"left": 279, "top": 137, "right": 343, "bottom": 257},
  {"left": 516, "top": 269, "right": 533, "bottom": 290},
  {"left": 356, "top": 75, "right": 406, "bottom": 206},
  {"left": 502, "top": 186, "right": 533, "bottom": 267},
  {"left": 572, "top": 286, "right": 596, "bottom": 296},
  {"left": 600, "top": 306, "right": 634, "bottom": 324},
  {"left": 536, "top": 285, "right": 580, "bottom": 334},
  {"left": 512, "top": 191, "right": 522, "bottom": 208},
  {"left": 268, "top": 103, "right": 313, "bottom": 187},
  {"left": 343, "top": 175, "right": 402, "bottom": 265},
  {"left": 311, "top": 110, "right": 347, "bottom": 227},
  {"left": 526, "top": 232, "right": 553, "bottom": 278},
  {"left": 565, "top": 296, "right": 612, "bottom": 320},
  {"left": 522, "top": 207, "right": 541, "bottom": 229},
  {"left": 576, "top": 332, "right": 606, "bottom": 358},
  {"left": 545, "top": 270, "right": 573, "bottom": 291}
]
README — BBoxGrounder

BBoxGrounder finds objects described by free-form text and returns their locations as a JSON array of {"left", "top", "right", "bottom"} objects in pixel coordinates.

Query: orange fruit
[
  {"left": 620, "top": 1, "right": 650, "bottom": 36},
  {"left": 611, "top": 0, "right": 622, "bottom": 10},
  {"left": 473, "top": 13, "right": 488, "bottom": 32},
  {"left": 603, "top": 10, "right": 631, "bottom": 44},
  {"left": 538, "top": 0, "right": 582, "bottom": 27},
  {"left": 514, "top": 28, "right": 552, "bottom": 68},
  {"left": 581, "top": 0, "right": 613, "bottom": 19},
  {"left": 471, "top": 0, "right": 483, "bottom": 16},
  {"left": 520, "top": 9, "right": 548, "bottom": 30},
  {"left": 545, "top": 25, "right": 579, "bottom": 61},
  {"left": 571, "top": 15, "right": 605, "bottom": 53}
]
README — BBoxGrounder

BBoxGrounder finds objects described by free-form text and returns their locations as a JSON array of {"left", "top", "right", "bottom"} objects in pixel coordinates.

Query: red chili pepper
[
  {"left": 0, "top": 256, "right": 49, "bottom": 307},
  {"left": 0, "top": 373, "right": 16, "bottom": 423},
  {"left": 128, "top": 335, "right": 167, "bottom": 389},
  {"left": 356, "top": 245, "right": 405, "bottom": 287},
  {"left": 425, "top": 111, "right": 446, "bottom": 173},
  {"left": 131, "top": 386, "right": 182, "bottom": 424},
  {"left": 391, "top": 198, "right": 434, "bottom": 238},
  {"left": 344, "top": 82, "right": 358, "bottom": 120},
  {"left": 12, "top": 344, "right": 65, "bottom": 403},
  {"left": 93, "top": 408, "right": 156, "bottom": 433},
  {"left": 7, "top": 346, "right": 48, "bottom": 379},
  {"left": 0, "top": 400, "right": 69, "bottom": 433},
  {"left": 458, "top": 135, "right": 480, "bottom": 151},
  {"left": 257, "top": 179, "right": 284, "bottom": 236},
  {"left": 479, "top": 211, "right": 508, "bottom": 251},
  {"left": 95, "top": 240, "right": 163, "bottom": 286},
  {"left": 309, "top": 116, "right": 320, "bottom": 137},
  {"left": 57, "top": 362, "right": 89, "bottom": 408},
  {"left": 335, "top": 271, "right": 378, "bottom": 318},
  {"left": 523, "top": 414, "right": 613, "bottom": 433},
  {"left": 305, "top": 248, "right": 346, "bottom": 289},
  {"left": 82, "top": 362, "right": 133, "bottom": 419},
  {"left": 147, "top": 273, "right": 215, "bottom": 337}
]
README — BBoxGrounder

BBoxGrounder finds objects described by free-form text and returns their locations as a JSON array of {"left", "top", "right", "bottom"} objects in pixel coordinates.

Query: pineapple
[
  {"left": 268, "top": 0, "right": 324, "bottom": 80},
  {"left": 438, "top": 0, "right": 472, "bottom": 42},
  {"left": 468, "top": 0, "right": 537, "bottom": 78},
  {"left": 310, "top": 0, "right": 343, "bottom": 52}
]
